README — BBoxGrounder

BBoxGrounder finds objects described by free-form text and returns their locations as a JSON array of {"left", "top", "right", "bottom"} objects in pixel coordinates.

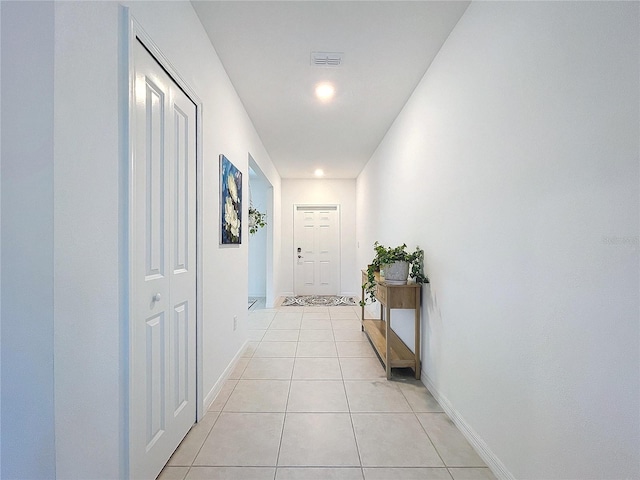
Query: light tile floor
[{"left": 158, "top": 305, "right": 497, "bottom": 480}]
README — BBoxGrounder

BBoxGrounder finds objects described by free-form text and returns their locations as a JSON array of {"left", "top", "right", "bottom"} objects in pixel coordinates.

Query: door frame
[
  {"left": 124, "top": 12, "right": 204, "bottom": 478},
  {"left": 248, "top": 155, "right": 275, "bottom": 306},
  {"left": 293, "top": 204, "right": 341, "bottom": 296}
]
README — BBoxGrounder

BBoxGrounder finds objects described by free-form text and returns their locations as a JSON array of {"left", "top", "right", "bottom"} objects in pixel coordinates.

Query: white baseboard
[
  {"left": 341, "top": 291, "right": 359, "bottom": 297},
  {"left": 203, "top": 339, "right": 248, "bottom": 412},
  {"left": 279, "top": 292, "right": 360, "bottom": 298},
  {"left": 421, "top": 373, "right": 515, "bottom": 480}
]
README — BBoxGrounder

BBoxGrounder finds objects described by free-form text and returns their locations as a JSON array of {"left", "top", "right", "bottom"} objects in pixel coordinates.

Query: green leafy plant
[
  {"left": 360, "top": 242, "right": 428, "bottom": 306},
  {"left": 248, "top": 205, "right": 267, "bottom": 235}
]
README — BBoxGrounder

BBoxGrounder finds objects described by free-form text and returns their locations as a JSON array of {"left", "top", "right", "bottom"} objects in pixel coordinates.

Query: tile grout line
[
  {"left": 272, "top": 320, "right": 298, "bottom": 477},
  {"left": 414, "top": 409, "right": 448, "bottom": 469},
  {"left": 337, "top": 345, "right": 366, "bottom": 478},
  {"left": 183, "top": 410, "right": 219, "bottom": 471}
]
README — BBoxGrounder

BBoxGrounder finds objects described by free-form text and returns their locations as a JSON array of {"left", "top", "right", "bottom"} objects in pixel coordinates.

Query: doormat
[{"left": 281, "top": 295, "right": 359, "bottom": 307}]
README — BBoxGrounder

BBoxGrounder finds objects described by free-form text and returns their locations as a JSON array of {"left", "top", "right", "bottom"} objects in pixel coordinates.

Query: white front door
[
  {"left": 294, "top": 205, "right": 340, "bottom": 295},
  {"left": 130, "top": 39, "right": 197, "bottom": 480}
]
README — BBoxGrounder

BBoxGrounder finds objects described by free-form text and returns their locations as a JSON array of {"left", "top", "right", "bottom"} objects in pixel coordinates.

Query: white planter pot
[{"left": 383, "top": 261, "right": 409, "bottom": 285}]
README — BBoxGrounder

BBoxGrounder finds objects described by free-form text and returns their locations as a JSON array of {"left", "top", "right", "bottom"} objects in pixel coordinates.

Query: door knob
[{"left": 153, "top": 293, "right": 161, "bottom": 302}]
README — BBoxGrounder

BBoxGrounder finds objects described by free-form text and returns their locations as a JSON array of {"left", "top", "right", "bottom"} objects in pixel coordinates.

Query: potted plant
[
  {"left": 248, "top": 205, "right": 267, "bottom": 235},
  {"left": 361, "top": 242, "right": 428, "bottom": 305}
]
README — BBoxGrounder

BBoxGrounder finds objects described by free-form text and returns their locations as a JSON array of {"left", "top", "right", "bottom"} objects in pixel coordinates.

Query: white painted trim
[
  {"left": 340, "top": 291, "right": 359, "bottom": 297},
  {"left": 294, "top": 205, "right": 339, "bottom": 211},
  {"left": 119, "top": 6, "right": 132, "bottom": 478},
  {"left": 124, "top": 10, "right": 136, "bottom": 480},
  {"left": 203, "top": 340, "right": 249, "bottom": 410},
  {"left": 280, "top": 292, "right": 359, "bottom": 299},
  {"left": 248, "top": 155, "right": 274, "bottom": 310},
  {"left": 421, "top": 373, "right": 515, "bottom": 480},
  {"left": 196, "top": 102, "right": 204, "bottom": 422},
  {"left": 125, "top": 12, "right": 205, "bottom": 478},
  {"left": 265, "top": 185, "right": 275, "bottom": 308}
]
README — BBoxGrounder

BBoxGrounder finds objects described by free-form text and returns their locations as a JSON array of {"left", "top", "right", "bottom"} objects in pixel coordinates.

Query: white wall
[
  {"left": 1, "top": 2, "right": 57, "bottom": 478},
  {"left": 2, "top": 1, "right": 282, "bottom": 478},
  {"left": 281, "top": 179, "right": 357, "bottom": 297},
  {"left": 53, "top": 3, "right": 122, "bottom": 478},
  {"left": 356, "top": 2, "right": 639, "bottom": 479}
]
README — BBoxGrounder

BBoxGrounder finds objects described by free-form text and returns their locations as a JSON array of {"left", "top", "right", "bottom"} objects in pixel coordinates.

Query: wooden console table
[{"left": 361, "top": 270, "right": 421, "bottom": 379}]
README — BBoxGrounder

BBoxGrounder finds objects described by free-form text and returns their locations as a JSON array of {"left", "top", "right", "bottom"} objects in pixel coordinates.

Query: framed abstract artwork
[{"left": 220, "top": 154, "right": 242, "bottom": 244}]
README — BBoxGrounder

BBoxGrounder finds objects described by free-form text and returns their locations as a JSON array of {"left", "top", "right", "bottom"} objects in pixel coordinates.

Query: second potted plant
[{"left": 248, "top": 205, "right": 267, "bottom": 235}]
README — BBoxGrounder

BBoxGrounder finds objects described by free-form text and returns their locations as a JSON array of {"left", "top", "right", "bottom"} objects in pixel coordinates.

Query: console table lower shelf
[{"left": 362, "top": 319, "right": 417, "bottom": 371}]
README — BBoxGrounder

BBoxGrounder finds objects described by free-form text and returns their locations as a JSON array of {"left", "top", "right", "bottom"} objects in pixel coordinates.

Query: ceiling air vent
[{"left": 310, "top": 52, "right": 343, "bottom": 67}]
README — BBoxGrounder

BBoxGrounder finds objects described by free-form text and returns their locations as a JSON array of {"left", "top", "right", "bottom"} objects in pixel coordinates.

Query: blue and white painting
[{"left": 220, "top": 154, "right": 242, "bottom": 244}]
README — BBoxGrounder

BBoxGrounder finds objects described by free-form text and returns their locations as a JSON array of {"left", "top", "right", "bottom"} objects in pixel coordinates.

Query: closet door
[{"left": 130, "top": 38, "right": 197, "bottom": 480}]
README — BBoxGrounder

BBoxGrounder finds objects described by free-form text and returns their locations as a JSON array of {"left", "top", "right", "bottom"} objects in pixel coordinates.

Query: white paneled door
[
  {"left": 130, "top": 39, "right": 197, "bottom": 480},
  {"left": 294, "top": 205, "right": 340, "bottom": 295}
]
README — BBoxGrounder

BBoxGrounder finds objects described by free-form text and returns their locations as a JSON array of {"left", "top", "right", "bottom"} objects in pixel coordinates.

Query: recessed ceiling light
[
  {"left": 315, "top": 83, "right": 335, "bottom": 101},
  {"left": 314, "top": 169, "right": 324, "bottom": 177}
]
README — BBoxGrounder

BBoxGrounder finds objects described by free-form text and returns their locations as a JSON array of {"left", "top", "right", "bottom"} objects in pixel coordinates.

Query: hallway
[{"left": 158, "top": 305, "right": 496, "bottom": 480}]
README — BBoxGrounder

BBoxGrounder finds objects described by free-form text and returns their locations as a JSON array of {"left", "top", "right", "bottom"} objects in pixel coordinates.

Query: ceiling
[{"left": 192, "top": 1, "right": 470, "bottom": 179}]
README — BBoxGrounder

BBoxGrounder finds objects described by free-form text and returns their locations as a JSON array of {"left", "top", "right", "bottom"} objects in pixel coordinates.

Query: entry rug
[{"left": 281, "top": 295, "right": 359, "bottom": 307}]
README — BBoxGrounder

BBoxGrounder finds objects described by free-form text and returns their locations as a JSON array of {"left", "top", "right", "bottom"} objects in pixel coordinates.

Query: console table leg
[
  {"left": 360, "top": 285, "right": 364, "bottom": 331},
  {"left": 415, "top": 296, "right": 421, "bottom": 380},
  {"left": 385, "top": 305, "right": 392, "bottom": 379}
]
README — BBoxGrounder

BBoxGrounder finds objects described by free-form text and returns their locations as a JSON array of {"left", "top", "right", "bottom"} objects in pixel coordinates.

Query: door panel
[
  {"left": 173, "top": 106, "right": 189, "bottom": 273},
  {"left": 145, "top": 80, "right": 165, "bottom": 280},
  {"left": 131, "top": 39, "right": 197, "bottom": 480},
  {"left": 302, "top": 225, "right": 314, "bottom": 253},
  {"left": 303, "top": 261, "right": 314, "bottom": 285},
  {"left": 318, "top": 225, "right": 330, "bottom": 253},
  {"left": 319, "top": 261, "right": 330, "bottom": 285},
  {"left": 173, "top": 302, "right": 188, "bottom": 414},
  {"left": 294, "top": 205, "right": 340, "bottom": 295},
  {"left": 145, "top": 312, "right": 165, "bottom": 448}
]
